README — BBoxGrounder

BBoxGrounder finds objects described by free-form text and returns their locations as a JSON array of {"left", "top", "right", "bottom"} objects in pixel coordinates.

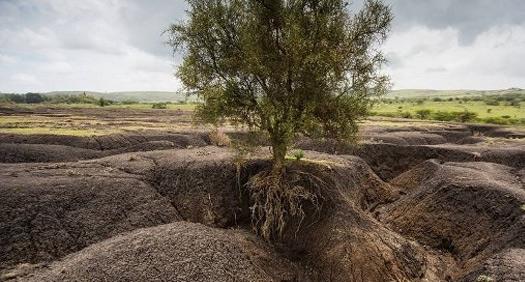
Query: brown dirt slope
[
  {"left": 380, "top": 160, "right": 525, "bottom": 278},
  {"left": 18, "top": 222, "right": 304, "bottom": 282},
  {"left": 0, "top": 162, "right": 180, "bottom": 271},
  {"left": 0, "top": 136, "right": 205, "bottom": 163},
  {"left": 297, "top": 137, "right": 525, "bottom": 180},
  {"left": 0, "top": 143, "right": 103, "bottom": 163},
  {"left": 458, "top": 248, "right": 525, "bottom": 282},
  {"left": 0, "top": 132, "right": 208, "bottom": 150},
  {"left": 268, "top": 154, "right": 448, "bottom": 281}
]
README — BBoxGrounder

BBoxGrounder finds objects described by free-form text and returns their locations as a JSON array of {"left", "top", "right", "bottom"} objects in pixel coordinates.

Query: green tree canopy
[{"left": 168, "top": 0, "right": 392, "bottom": 170}]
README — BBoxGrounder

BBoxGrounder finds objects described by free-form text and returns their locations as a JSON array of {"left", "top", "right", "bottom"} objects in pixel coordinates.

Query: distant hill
[
  {"left": 3, "top": 88, "right": 524, "bottom": 102},
  {"left": 387, "top": 88, "right": 525, "bottom": 99},
  {"left": 42, "top": 91, "right": 195, "bottom": 103}
]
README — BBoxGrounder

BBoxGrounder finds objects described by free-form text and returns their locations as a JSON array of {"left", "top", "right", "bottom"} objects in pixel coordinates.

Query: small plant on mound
[
  {"left": 168, "top": 0, "right": 392, "bottom": 241},
  {"left": 291, "top": 149, "right": 305, "bottom": 161},
  {"left": 476, "top": 274, "right": 494, "bottom": 282},
  {"left": 208, "top": 128, "right": 231, "bottom": 147}
]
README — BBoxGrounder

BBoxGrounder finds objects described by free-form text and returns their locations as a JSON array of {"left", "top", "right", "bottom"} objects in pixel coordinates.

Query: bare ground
[{"left": 0, "top": 106, "right": 524, "bottom": 281}]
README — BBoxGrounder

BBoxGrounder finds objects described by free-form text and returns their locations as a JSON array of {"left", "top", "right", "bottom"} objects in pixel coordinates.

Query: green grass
[
  {"left": 388, "top": 88, "right": 525, "bottom": 99},
  {"left": 373, "top": 101, "right": 524, "bottom": 119}
]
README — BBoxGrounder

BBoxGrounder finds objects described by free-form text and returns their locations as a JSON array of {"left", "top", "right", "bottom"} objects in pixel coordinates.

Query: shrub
[
  {"left": 432, "top": 111, "right": 455, "bottom": 121},
  {"left": 152, "top": 103, "right": 168, "bottom": 109},
  {"left": 415, "top": 109, "right": 432, "bottom": 119},
  {"left": 291, "top": 150, "right": 305, "bottom": 161},
  {"left": 455, "top": 111, "right": 478, "bottom": 122},
  {"left": 400, "top": 111, "right": 412, "bottom": 119},
  {"left": 121, "top": 100, "right": 139, "bottom": 105},
  {"left": 509, "top": 100, "right": 521, "bottom": 107},
  {"left": 484, "top": 99, "right": 500, "bottom": 106},
  {"left": 481, "top": 117, "right": 509, "bottom": 125},
  {"left": 97, "top": 98, "right": 111, "bottom": 107}
]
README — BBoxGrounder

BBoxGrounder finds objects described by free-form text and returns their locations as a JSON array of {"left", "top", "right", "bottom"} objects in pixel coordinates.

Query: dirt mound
[
  {"left": 360, "top": 123, "right": 472, "bottom": 144},
  {"left": 94, "top": 133, "right": 208, "bottom": 150},
  {"left": 467, "top": 124, "right": 525, "bottom": 139},
  {"left": 110, "top": 140, "right": 177, "bottom": 153},
  {"left": 15, "top": 222, "right": 303, "bottom": 282},
  {"left": 148, "top": 148, "right": 251, "bottom": 228},
  {"left": 479, "top": 147, "right": 525, "bottom": 168},
  {"left": 0, "top": 133, "right": 208, "bottom": 151},
  {"left": 363, "top": 131, "right": 447, "bottom": 145},
  {"left": 380, "top": 160, "right": 525, "bottom": 276},
  {"left": 456, "top": 136, "right": 485, "bottom": 144},
  {"left": 0, "top": 143, "right": 103, "bottom": 163},
  {"left": 297, "top": 138, "right": 525, "bottom": 180},
  {"left": 0, "top": 162, "right": 180, "bottom": 271},
  {"left": 0, "top": 133, "right": 210, "bottom": 163},
  {"left": 295, "top": 139, "right": 477, "bottom": 180},
  {"left": 0, "top": 133, "right": 99, "bottom": 149},
  {"left": 428, "top": 129, "right": 472, "bottom": 143},
  {"left": 458, "top": 248, "right": 525, "bottom": 282},
  {"left": 353, "top": 143, "right": 478, "bottom": 180}
]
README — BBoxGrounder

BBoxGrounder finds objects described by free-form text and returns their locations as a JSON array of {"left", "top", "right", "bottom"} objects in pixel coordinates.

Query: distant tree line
[
  {"left": 0, "top": 92, "right": 112, "bottom": 105},
  {"left": 0, "top": 93, "right": 193, "bottom": 109}
]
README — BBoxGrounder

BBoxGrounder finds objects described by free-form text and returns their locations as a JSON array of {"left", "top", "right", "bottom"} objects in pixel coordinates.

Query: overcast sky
[{"left": 1, "top": 0, "right": 524, "bottom": 92}]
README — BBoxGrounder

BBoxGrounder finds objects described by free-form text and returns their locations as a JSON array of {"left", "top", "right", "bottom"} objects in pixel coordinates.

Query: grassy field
[
  {"left": 388, "top": 88, "right": 525, "bottom": 99},
  {"left": 373, "top": 100, "right": 524, "bottom": 119}
]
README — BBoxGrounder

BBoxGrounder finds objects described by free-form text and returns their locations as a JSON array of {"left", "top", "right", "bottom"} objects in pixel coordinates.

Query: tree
[
  {"left": 25, "top": 93, "right": 45, "bottom": 104},
  {"left": 168, "top": 0, "right": 392, "bottom": 171},
  {"left": 98, "top": 97, "right": 109, "bottom": 107}
]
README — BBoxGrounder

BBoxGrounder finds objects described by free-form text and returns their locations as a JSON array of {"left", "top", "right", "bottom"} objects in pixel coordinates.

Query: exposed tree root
[{"left": 246, "top": 165, "right": 328, "bottom": 241}]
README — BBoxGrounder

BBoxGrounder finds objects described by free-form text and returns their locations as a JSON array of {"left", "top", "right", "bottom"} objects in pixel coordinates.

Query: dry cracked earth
[{"left": 0, "top": 114, "right": 524, "bottom": 281}]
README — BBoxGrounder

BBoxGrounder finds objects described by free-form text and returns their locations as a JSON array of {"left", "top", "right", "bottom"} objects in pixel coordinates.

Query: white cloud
[
  {"left": 0, "top": 0, "right": 524, "bottom": 92},
  {"left": 11, "top": 73, "right": 40, "bottom": 85},
  {"left": 0, "top": 54, "right": 17, "bottom": 64},
  {"left": 0, "top": 0, "right": 182, "bottom": 93},
  {"left": 384, "top": 24, "right": 525, "bottom": 89}
]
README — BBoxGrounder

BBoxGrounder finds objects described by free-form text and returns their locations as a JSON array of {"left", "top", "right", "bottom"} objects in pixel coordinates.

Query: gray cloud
[{"left": 386, "top": 0, "right": 525, "bottom": 45}]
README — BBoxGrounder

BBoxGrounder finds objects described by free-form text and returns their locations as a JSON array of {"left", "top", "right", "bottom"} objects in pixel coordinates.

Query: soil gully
[
  {"left": 123, "top": 150, "right": 458, "bottom": 281},
  {"left": 1, "top": 127, "right": 524, "bottom": 281}
]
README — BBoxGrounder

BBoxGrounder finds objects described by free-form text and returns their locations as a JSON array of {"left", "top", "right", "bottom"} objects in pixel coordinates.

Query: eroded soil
[{"left": 0, "top": 107, "right": 524, "bottom": 281}]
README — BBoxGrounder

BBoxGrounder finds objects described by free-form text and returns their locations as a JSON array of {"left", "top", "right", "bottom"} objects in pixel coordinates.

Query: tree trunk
[{"left": 271, "top": 140, "right": 287, "bottom": 173}]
